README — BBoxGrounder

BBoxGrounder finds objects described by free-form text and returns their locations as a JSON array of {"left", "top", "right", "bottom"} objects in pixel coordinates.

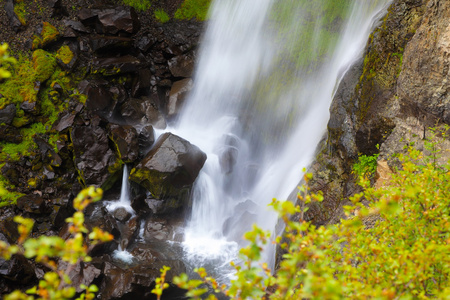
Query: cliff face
[{"left": 304, "top": 0, "right": 450, "bottom": 225}]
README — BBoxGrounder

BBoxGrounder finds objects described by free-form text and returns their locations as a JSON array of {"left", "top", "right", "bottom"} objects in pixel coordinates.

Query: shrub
[
  {"left": 156, "top": 140, "right": 450, "bottom": 299},
  {"left": 1, "top": 186, "right": 113, "bottom": 300},
  {"left": 352, "top": 152, "right": 379, "bottom": 179}
]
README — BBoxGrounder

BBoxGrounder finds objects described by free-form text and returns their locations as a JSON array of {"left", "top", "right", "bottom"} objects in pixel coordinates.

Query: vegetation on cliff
[{"left": 159, "top": 138, "right": 450, "bottom": 299}]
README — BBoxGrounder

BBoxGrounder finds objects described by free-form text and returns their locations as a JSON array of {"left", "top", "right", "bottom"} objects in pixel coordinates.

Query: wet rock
[
  {"left": 160, "top": 21, "right": 203, "bottom": 56},
  {"left": 120, "top": 96, "right": 167, "bottom": 129},
  {"left": 90, "top": 35, "right": 133, "bottom": 53},
  {"left": 167, "top": 78, "right": 193, "bottom": 120},
  {"left": 168, "top": 53, "right": 195, "bottom": 78},
  {"left": 58, "top": 260, "right": 101, "bottom": 293},
  {"left": 0, "top": 208, "right": 19, "bottom": 243},
  {"left": 0, "top": 254, "right": 36, "bottom": 284},
  {"left": 17, "top": 194, "right": 49, "bottom": 214},
  {"left": 52, "top": 112, "right": 76, "bottom": 132},
  {"left": 129, "top": 133, "right": 206, "bottom": 210},
  {"left": 78, "top": 7, "right": 140, "bottom": 35},
  {"left": 135, "top": 34, "right": 156, "bottom": 53},
  {"left": 131, "top": 69, "right": 152, "bottom": 97},
  {"left": 113, "top": 207, "right": 132, "bottom": 222},
  {"left": 0, "top": 104, "right": 16, "bottom": 125},
  {"left": 92, "top": 55, "right": 141, "bottom": 76},
  {"left": 138, "top": 125, "right": 155, "bottom": 157},
  {"left": 108, "top": 124, "right": 139, "bottom": 163},
  {"left": 219, "top": 146, "right": 238, "bottom": 174},
  {"left": 80, "top": 79, "right": 117, "bottom": 117},
  {"left": 4, "top": 0, "right": 24, "bottom": 33},
  {"left": 71, "top": 125, "right": 120, "bottom": 188}
]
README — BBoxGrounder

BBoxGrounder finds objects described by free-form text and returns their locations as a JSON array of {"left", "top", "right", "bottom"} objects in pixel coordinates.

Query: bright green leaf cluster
[
  {"left": 157, "top": 135, "right": 450, "bottom": 299},
  {"left": 1, "top": 187, "right": 113, "bottom": 300}
]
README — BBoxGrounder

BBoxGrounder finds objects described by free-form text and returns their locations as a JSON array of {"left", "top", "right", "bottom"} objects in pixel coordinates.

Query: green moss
[
  {"left": 55, "top": 45, "right": 74, "bottom": 65},
  {"left": 13, "top": 0, "right": 27, "bottom": 26},
  {"left": 121, "top": 0, "right": 151, "bottom": 11},
  {"left": 0, "top": 174, "right": 23, "bottom": 207},
  {"left": 32, "top": 22, "right": 60, "bottom": 50},
  {"left": 174, "top": 0, "right": 211, "bottom": 21},
  {"left": 32, "top": 49, "right": 57, "bottom": 83},
  {"left": 154, "top": 8, "right": 170, "bottom": 23}
]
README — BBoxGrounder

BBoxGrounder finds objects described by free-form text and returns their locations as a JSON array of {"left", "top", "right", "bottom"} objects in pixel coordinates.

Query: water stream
[{"left": 171, "top": 0, "right": 392, "bottom": 278}]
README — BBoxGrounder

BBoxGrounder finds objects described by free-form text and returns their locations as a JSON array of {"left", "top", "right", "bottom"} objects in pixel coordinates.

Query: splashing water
[
  {"left": 173, "top": 0, "right": 392, "bottom": 276},
  {"left": 106, "top": 165, "right": 135, "bottom": 214}
]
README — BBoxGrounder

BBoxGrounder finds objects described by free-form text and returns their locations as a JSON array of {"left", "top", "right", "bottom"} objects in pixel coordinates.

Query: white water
[
  {"left": 106, "top": 165, "right": 135, "bottom": 214},
  {"left": 173, "top": 0, "right": 392, "bottom": 274}
]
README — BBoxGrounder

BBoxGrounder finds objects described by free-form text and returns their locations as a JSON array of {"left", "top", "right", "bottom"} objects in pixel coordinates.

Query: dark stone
[
  {"left": 135, "top": 34, "right": 156, "bottom": 53},
  {"left": 120, "top": 96, "right": 166, "bottom": 129},
  {"left": 91, "top": 55, "right": 141, "bottom": 76},
  {"left": 16, "top": 194, "right": 49, "bottom": 214},
  {"left": 129, "top": 133, "right": 206, "bottom": 210},
  {"left": 113, "top": 207, "right": 131, "bottom": 222},
  {"left": 131, "top": 69, "right": 152, "bottom": 97},
  {"left": 58, "top": 260, "right": 101, "bottom": 293},
  {"left": 168, "top": 53, "right": 195, "bottom": 78},
  {"left": 138, "top": 125, "right": 155, "bottom": 157},
  {"left": 4, "top": 0, "right": 24, "bottom": 33},
  {"left": 0, "top": 209, "right": 19, "bottom": 244},
  {"left": 108, "top": 124, "right": 139, "bottom": 163},
  {"left": 167, "top": 78, "right": 193, "bottom": 121},
  {"left": 52, "top": 112, "right": 76, "bottom": 132},
  {"left": 0, "top": 125, "right": 23, "bottom": 143},
  {"left": 90, "top": 35, "right": 133, "bottom": 53},
  {"left": 71, "top": 125, "right": 120, "bottom": 188},
  {"left": 47, "top": 0, "right": 68, "bottom": 18},
  {"left": 78, "top": 6, "right": 140, "bottom": 35},
  {"left": 0, "top": 104, "right": 16, "bottom": 125},
  {"left": 0, "top": 254, "right": 36, "bottom": 284},
  {"left": 20, "top": 100, "right": 37, "bottom": 114},
  {"left": 79, "top": 79, "right": 118, "bottom": 117},
  {"left": 63, "top": 19, "right": 91, "bottom": 34}
]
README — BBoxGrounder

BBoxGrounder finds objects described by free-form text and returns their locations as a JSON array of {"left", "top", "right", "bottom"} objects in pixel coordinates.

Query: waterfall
[
  {"left": 173, "top": 0, "right": 392, "bottom": 275},
  {"left": 106, "top": 164, "right": 134, "bottom": 214}
]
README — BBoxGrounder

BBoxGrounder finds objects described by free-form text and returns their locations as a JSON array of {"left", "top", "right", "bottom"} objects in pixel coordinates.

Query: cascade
[
  {"left": 106, "top": 164, "right": 135, "bottom": 214},
  {"left": 171, "top": 0, "right": 392, "bottom": 277}
]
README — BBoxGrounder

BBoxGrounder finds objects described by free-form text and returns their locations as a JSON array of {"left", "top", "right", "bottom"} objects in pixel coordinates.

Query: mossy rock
[{"left": 32, "top": 49, "right": 57, "bottom": 83}]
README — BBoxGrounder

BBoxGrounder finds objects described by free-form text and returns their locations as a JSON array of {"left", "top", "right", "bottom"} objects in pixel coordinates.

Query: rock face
[
  {"left": 303, "top": 0, "right": 450, "bottom": 226},
  {"left": 130, "top": 133, "right": 207, "bottom": 211}
]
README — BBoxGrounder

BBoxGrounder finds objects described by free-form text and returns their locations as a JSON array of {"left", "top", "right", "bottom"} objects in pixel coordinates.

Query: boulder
[
  {"left": 108, "top": 124, "right": 139, "bottom": 163},
  {"left": 0, "top": 104, "right": 16, "bottom": 125},
  {"left": 167, "top": 78, "right": 193, "bottom": 120},
  {"left": 16, "top": 194, "right": 49, "bottom": 214},
  {"left": 58, "top": 260, "right": 101, "bottom": 293},
  {"left": 138, "top": 125, "right": 155, "bottom": 157},
  {"left": 79, "top": 79, "right": 117, "bottom": 117},
  {"left": 168, "top": 53, "right": 195, "bottom": 78},
  {"left": 78, "top": 7, "right": 140, "bottom": 35},
  {"left": 89, "top": 35, "right": 133, "bottom": 53},
  {"left": 120, "top": 97, "right": 167, "bottom": 129},
  {"left": 129, "top": 133, "right": 206, "bottom": 210},
  {"left": 0, "top": 125, "right": 22, "bottom": 144},
  {"left": 0, "top": 254, "right": 36, "bottom": 284},
  {"left": 91, "top": 55, "right": 141, "bottom": 76},
  {"left": 71, "top": 125, "right": 120, "bottom": 188}
]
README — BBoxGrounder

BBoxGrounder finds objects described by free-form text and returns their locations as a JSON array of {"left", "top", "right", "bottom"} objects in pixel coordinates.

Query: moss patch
[
  {"left": 174, "top": 0, "right": 211, "bottom": 21},
  {"left": 56, "top": 45, "right": 74, "bottom": 65},
  {"left": 32, "top": 49, "right": 57, "bottom": 83},
  {"left": 13, "top": 0, "right": 27, "bottom": 26}
]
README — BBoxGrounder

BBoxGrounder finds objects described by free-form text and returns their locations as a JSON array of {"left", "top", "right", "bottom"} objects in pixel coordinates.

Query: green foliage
[
  {"left": 121, "top": 0, "right": 151, "bottom": 11},
  {"left": 32, "top": 22, "right": 60, "bottom": 50},
  {"left": 0, "top": 43, "right": 17, "bottom": 79},
  {"left": 154, "top": 8, "right": 170, "bottom": 23},
  {"left": 1, "top": 187, "right": 113, "bottom": 300},
  {"left": 174, "top": 0, "right": 211, "bottom": 21},
  {"left": 352, "top": 152, "right": 379, "bottom": 179},
  {"left": 157, "top": 140, "right": 450, "bottom": 299}
]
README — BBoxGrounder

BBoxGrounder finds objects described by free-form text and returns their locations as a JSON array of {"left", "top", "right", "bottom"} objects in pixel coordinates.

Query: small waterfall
[
  {"left": 173, "top": 0, "right": 392, "bottom": 276},
  {"left": 106, "top": 164, "right": 135, "bottom": 214}
]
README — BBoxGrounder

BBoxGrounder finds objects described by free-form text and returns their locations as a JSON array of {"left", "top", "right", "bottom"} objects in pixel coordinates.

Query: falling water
[
  {"left": 106, "top": 164, "right": 134, "bottom": 214},
  {"left": 173, "top": 0, "right": 392, "bottom": 275}
]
